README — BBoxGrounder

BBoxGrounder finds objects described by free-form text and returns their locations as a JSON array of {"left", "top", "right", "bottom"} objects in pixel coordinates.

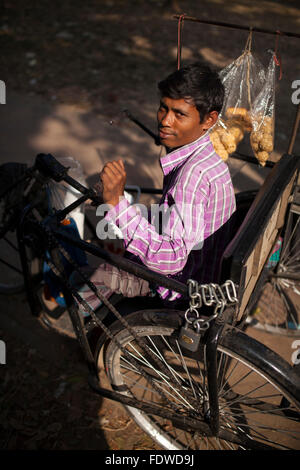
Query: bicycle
[{"left": 0, "top": 152, "right": 299, "bottom": 450}]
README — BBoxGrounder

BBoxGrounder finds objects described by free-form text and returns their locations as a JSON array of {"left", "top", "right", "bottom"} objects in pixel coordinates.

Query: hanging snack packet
[
  {"left": 250, "top": 51, "right": 276, "bottom": 166},
  {"left": 210, "top": 32, "right": 265, "bottom": 161}
]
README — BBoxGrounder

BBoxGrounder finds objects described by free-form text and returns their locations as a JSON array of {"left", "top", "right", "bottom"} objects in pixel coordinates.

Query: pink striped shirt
[{"left": 105, "top": 132, "right": 236, "bottom": 300}]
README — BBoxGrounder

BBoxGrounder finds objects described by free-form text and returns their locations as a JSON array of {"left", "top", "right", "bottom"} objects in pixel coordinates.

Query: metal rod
[
  {"left": 173, "top": 15, "right": 300, "bottom": 39},
  {"left": 123, "top": 109, "right": 161, "bottom": 145},
  {"left": 53, "top": 228, "right": 188, "bottom": 297},
  {"left": 231, "top": 152, "right": 275, "bottom": 168},
  {"left": 287, "top": 104, "right": 300, "bottom": 155},
  {"left": 54, "top": 194, "right": 89, "bottom": 222},
  {"left": 270, "top": 272, "right": 300, "bottom": 281},
  {"left": 0, "top": 257, "right": 23, "bottom": 274}
]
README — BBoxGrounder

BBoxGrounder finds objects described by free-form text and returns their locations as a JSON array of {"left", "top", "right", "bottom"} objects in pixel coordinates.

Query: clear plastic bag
[
  {"left": 250, "top": 51, "right": 276, "bottom": 166},
  {"left": 47, "top": 156, "right": 87, "bottom": 239},
  {"left": 210, "top": 32, "right": 266, "bottom": 161}
]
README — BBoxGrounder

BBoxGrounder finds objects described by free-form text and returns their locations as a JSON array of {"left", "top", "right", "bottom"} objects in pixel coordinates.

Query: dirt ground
[{"left": 0, "top": 0, "right": 300, "bottom": 451}]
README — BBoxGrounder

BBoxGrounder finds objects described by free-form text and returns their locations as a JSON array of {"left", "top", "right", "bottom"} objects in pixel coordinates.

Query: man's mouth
[{"left": 159, "top": 129, "right": 175, "bottom": 139}]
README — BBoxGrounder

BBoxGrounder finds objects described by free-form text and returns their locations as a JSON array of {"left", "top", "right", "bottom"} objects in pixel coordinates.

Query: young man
[{"left": 78, "top": 63, "right": 236, "bottom": 310}]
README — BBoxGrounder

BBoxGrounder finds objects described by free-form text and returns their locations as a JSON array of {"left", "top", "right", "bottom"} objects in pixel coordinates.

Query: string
[
  {"left": 177, "top": 14, "right": 185, "bottom": 70},
  {"left": 274, "top": 30, "right": 283, "bottom": 80},
  {"left": 245, "top": 29, "right": 253, "bottom": 111},
  {"left": 244, "top": 27, "right": 253, "bottom": 53}
]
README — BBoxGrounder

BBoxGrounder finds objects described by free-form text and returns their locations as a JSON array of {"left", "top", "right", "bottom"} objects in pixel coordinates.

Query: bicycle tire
[
  {"left": 0, "top": 211, "right": 43, "bottom": 295},
  {"left": 0, "top": 160, "right": 95, "bottom": 298},
  {"left": 0, "top": 163, "right": 35, "bottom": 294},
  {"left": 99, "top": 310, "right": 300, "bottom": 450},
  {"left": 248, "top": 203, "right": 300, "bottom": 337}
]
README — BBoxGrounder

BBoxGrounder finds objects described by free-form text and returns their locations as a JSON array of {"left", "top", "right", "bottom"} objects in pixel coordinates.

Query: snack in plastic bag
[
  {"left": 210, "top": 32, "right": 265, "bottom": 161},
  {"left": 225, "top": 107, "right": 253, "bottom": 132},
  {"left": 250, "top": 52, "right": 276, "bottom": 166}
]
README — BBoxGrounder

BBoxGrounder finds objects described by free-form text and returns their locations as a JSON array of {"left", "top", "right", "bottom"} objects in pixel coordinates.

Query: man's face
[{"left": 157, "top": 97, "right": 209, "bottom": 150}]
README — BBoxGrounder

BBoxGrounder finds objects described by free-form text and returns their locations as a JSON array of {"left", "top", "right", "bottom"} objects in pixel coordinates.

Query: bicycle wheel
[
  {"left": 0, "top": 162, "right": 45, "bottom": 294},
  {"left": 0, "top": 164, "right": 28, "bottom": 293},
  {"left": 248, "top": 205, "right": 300, "bottom": 336},
  {"left": 100, "top": 310, "right": 300, "bottom": 450}
]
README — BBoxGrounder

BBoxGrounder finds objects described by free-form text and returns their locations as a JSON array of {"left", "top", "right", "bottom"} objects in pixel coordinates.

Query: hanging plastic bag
[
  {"left": 250, "top": 51, "right": 276, "bottom": 166},
  {"left": 210, "top": 31, "right": 265, "bottom": 161}
]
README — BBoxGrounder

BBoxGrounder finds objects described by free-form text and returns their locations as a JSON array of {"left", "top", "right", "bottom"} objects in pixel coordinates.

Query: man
[{"left": 78, "top": 62, "right": 236, "bottom": 311}]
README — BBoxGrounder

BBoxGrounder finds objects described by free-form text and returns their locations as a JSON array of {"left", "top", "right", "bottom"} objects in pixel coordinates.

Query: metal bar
[
  {"left": 0, "top": 257, "right": 22, "bottom": 274},
  {"left": 173, "top": 15, "right": 300, "bottom": 39},
  {"left": 139, "top": 187, "right": 163, "bottom": 194},
  {"left": 17, "top": 205, "right": 41, "bottom": 317},
  {"left": 287, "top": 104, "right": 300, "bottom": 155},
  {"left": 231, "top": 152, "right": 275, "bottom": 168},
  {"left": 205, "top": 321, "right": 225, "bottom": 435},
  {"left": 123, "top": 109, "right": 161, "bottom": 145},
  {"left": 270, "top": 272, "right": 300, "bottom": 281},
  {"left": 54, "top": 194, "right": 89, "bottom": 222},
  {"left": 50, "top": 246, "right": 97, "bottom": 374},
  {"left": 52, "top": 228, "right": 188, "bottom": 297}
]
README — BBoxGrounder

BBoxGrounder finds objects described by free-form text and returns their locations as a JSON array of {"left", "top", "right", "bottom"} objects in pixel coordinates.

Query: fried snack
[
  {"left": 250, "top": 115, "right": 274, "bottom": 166},
  {"left": 210, "top": 118, "right": 243, "bottom": 161},
  {"left": 210, "top": 127, "right": 229, "bottom": 161},
  {"left": 218, "top": 129, "right": 237, "bottom": 154},
  {"left": 225, "top": 107, "right": 252, "bottom": 132},
  {"left": 227, "top": 121, "right": 244, "bottom": 143}
]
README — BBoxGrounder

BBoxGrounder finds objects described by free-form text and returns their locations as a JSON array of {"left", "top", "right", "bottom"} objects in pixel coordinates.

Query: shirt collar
[{"left": 160, "top": 131, "right": 211, "bottom": 176}]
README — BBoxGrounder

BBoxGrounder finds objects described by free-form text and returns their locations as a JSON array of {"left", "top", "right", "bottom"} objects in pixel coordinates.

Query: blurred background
[{"left": 0, "top": 0, "right": 299, "bottom": 193}]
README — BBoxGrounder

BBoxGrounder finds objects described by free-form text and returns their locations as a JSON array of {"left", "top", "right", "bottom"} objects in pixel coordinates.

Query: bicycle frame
[
  {"left": 4, "top": 152, "right": 300, "bottom": 443},
  {"left": 14, "top": 195, "right": 234, "bottom": 438}
]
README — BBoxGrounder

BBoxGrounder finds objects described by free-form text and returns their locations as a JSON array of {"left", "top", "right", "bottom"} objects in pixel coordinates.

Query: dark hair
[{"left": 158, "top": 62, "right": 224, "bottom": 122}]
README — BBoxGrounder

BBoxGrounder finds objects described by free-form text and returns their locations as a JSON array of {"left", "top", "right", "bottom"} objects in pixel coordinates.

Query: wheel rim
[
  {"left": 0, "top": 228, "right": 24, "bottom": 293},
  {"left": 250, "top": 280, "right": 300, "bottom": 336},
  {"left": 249, "top": 212, "right": 300, "bottom": 336},
  {"left": 104, "top": 325, "right": 300, "bottom": 450}
]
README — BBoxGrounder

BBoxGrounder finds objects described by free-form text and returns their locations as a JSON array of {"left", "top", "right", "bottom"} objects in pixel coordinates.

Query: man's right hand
[{"left": 100, "top": 159, "right": 126, "bottom": 207}]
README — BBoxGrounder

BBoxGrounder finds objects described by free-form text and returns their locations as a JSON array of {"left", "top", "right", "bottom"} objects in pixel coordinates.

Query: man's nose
[{"left": 160, "top": 111, "right": 173, "bottom": 127}]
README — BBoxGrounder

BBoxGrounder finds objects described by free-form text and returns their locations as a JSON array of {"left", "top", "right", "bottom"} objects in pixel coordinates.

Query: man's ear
[{"left": 202, "top": 111, "right": 219, "bottom": 130}]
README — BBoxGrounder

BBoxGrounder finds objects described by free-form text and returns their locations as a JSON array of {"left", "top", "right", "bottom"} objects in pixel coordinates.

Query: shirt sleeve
[{"left": 103, "top": 175, "right": 208, "bottom": 276}]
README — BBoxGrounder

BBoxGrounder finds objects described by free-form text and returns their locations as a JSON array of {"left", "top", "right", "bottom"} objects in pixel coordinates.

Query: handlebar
[
  {"left": 31, "top": 153, "right": 104, "bottom": 224},
  {"left": 35, "top": 153, "right": 102, "bottom": 205}
]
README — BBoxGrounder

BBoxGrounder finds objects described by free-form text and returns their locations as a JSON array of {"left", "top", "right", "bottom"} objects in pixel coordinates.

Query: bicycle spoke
[
  {"left": 280, "top": 215, "right": 300, "bottom": 261},
  {"left": 175, "top": 341, "right": 199, "bottom": 401},
  {"left": 122, "top": 341, "right": 196, "bottom": 410}
]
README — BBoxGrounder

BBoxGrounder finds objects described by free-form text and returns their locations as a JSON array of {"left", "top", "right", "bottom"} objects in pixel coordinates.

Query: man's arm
[
  {"left": 99, "top": 161, "right": 206, "bottom": 275},
  {"left": 105, "top": 195, "right": 205, "bottom": 275}
]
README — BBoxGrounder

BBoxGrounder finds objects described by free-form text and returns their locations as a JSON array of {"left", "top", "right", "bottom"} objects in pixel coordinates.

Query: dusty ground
[
  {"left": 0, "top": 294, "right": 161, "bottom": 450},
  {"left": 0, "top": 0, "right": 300, "bottom": 451}
]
